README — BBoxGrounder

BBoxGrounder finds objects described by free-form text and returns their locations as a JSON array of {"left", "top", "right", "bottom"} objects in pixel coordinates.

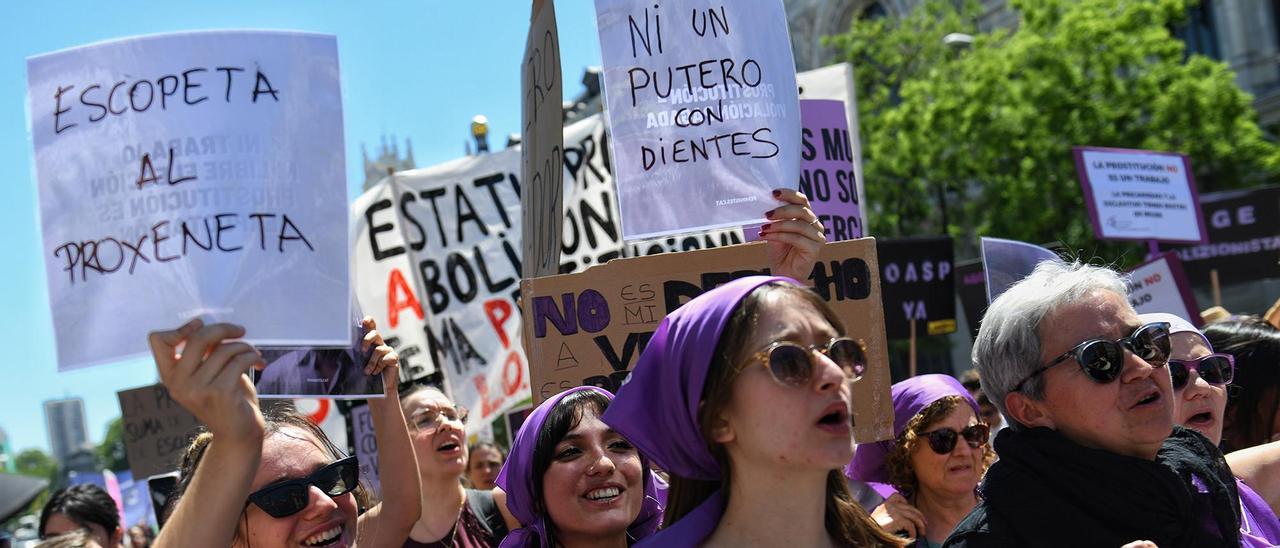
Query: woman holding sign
[
  {"left": 148, "top": 317, "right": 421, "bottom": 548},
  {"left": 489, "top": 386, "right": 663, "bottom": 547},
  {"left": 601, "top": 276, "right": 904, "bottom": 547}
]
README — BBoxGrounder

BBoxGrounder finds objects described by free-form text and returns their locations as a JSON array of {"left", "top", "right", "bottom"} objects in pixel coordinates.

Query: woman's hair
[
  {"left": 662, "top": 283, "right": 904, "bottom": 547},
  {"left": 530, "top": 389, "right": 613, "bottom": 547},
  {"left": 884, "top": 395, "right": 996, "bottom": 498},
  {"left": 34, "top": 529, "right": 100, "bottom": 548},
  {"left": 1204, "top": 317, "right": 1280, "bottom": 451},
  {"left": 39, "top": 483, "right": 119, "bottom": 540},
  {"left": 167, "top": 402, "right": 370, "bottom": 526}
]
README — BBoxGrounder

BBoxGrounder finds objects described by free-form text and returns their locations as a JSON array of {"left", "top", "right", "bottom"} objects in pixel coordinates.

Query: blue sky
[{"left": 0, "top": 1, "right": 602, "bottom": 455}]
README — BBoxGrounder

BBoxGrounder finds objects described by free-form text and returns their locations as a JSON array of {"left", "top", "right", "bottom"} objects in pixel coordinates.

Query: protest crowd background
[{"left": 4, "top": 0, "right": 1280, "bottom": 547}]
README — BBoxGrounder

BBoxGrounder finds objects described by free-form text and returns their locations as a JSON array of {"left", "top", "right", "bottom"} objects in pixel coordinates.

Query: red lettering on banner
[
  {"left": 502, "top": 351, "right": 525, "bottom": 395},
  {"left": 387, "top": 268, "right": 423, "bottom": 329},
  {"left": 305, "top": 399, "right": 330, "bottom": 425},
  {"left": 484, "top": 298, "right": 514, "bottom": 349}
]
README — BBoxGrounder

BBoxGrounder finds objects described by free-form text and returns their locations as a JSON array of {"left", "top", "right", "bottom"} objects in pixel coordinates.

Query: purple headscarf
[
  {"left": 846, "top": 374, "right": 979, "bottom": 488},
  {"left": 602, "top": 276, "right": 796, "bottom": 546},
  {"left": 495, "top": 386, "right": 663, "bottom": 548}
]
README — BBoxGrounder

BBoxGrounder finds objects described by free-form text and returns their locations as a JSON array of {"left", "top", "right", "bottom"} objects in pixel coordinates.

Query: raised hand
[
  {"left": 148, "top": 319, "right": 266, "bottom": 445},
  {"left": 760, "top": 188, "right": 826, "bottom": 282}
]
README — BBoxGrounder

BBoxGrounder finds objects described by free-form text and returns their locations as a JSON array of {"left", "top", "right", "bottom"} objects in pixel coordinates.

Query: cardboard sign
[
  {"left": 117, "top": 384, "right": 203, "bottom": 480},
  {"left": 1073, "top": 146, "right": 1207, "bottom": 244},
  {"left": 522, "top": 0, "right": 566, "bottom": 278},
  {"left": 28, "top": 31, "right": 351, "bottom": 371},
  {"left": 876, "top": 237, "right": 955, "bottom": 339},
  {"left": 595, "top": 0, "right": 801, "bottom": 239},
  {"left": 955, "top": 260, "right": 987, "bottom": 340},
  {"left": 521, "top": 239, "right": 895, "bottom": 443},
  {"left": 1126, "top": 252, "right": 1201, "bottom": 326},
  {"left": 347, "top": 403, "right": 380, "bottom": 499},
  {"left": 1160, "top": 186, "right": 1280, "bottom": 286},
  {"left": 981, "top": 237, "right": 1060, "bottom": 303},
  {"left": 745, "top": 99, "right": 863, "bottom": 241},
  {"left": 352, "top": 176, "right": 438, "bottom": 382}
]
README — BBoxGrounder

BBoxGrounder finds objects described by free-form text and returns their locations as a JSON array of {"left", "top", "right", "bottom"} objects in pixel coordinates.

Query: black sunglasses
[
  {"left": 922, "top": 423, "right": 990, "bottom": 454},
  {"left": 1169, "top": 354, "right": 1235, "bottom": 390},
  {"left": 1011, "top": 322, "right": 1171, "bottom": 393},
  {"left": 740, "top": 337, "right": 867, "bottom": 387},
  {"left": 246, "top": 456, "right": 359, "bottom": 518}
]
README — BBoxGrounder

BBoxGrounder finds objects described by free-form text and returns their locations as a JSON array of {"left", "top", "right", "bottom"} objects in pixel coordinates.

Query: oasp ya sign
[{"left": 876, "top": 237, "right": 956, "bottom": 339}]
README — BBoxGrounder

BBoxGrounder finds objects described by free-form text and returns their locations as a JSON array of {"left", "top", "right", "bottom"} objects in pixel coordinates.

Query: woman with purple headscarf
[
  {"left": 847, "top": 374, "right": 993, "bottom": 547},
  {"left": 492, "top": 386, "right": 662, "bottom": 548},
  {"left": 1140, "top": 313, "right": 1280, "bottom": 547},
  {"left": 602, "top": 276, "right": 903, "bottom": 547}
]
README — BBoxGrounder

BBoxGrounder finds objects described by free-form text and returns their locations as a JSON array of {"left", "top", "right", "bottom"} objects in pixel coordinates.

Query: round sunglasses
[
  {"left": 246, "top": 456, "right": 359, "bottom": 518},
  {"left": 921, "top": 423, "right": 990, "bottom": 454},
  {"left": 1011, "top": 322, "right": 1171, "bottom": 393},
  {"left": 1169, "top": 354, "right": 1235, "bottom": 390},
  {"left": 739, "top": 337, "right": 868, "bottom": 387}
]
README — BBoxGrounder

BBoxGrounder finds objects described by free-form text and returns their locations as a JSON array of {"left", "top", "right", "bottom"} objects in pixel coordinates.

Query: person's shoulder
[{"left": 942, "top": 502, "right": 1004, "bottom": 548}]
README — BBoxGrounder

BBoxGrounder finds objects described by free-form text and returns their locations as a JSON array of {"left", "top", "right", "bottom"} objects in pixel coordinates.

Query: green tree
[
  {"left": 829, "top": 0, "right": 1280, "bottom": 262},
  {"left": 14, "top": 448, "right": 56, "bottom": 480},
  {"left": 96, "top": 417, "right": 129, "bottom": 472}
]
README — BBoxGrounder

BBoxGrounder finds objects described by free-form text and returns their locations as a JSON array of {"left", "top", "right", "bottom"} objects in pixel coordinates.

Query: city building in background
[
  {"left": 43, "top": 398, "right": 88, "bottom": 466},
  {"left": 361, "top": 135, "right": 417, "bottom": 190},
  {"left": 784, "top": 0, "right": 1280, "bottom": 130}
]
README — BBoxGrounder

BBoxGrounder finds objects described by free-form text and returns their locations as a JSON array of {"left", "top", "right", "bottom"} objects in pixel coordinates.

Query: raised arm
[
  {"left": 150, "top": 320, "right": 266, "bottom": 548},
  {"left": 1227, "top": 440, "right": 1280, "bottom": 516},
  {"left": 355, "top": 317, "right": 422, "bottom": 547}
]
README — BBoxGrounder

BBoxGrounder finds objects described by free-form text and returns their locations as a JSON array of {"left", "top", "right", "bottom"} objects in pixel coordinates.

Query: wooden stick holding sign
[
  {"left": 520, "top": 238, "right": 895, "bottom": 443},
  {"left": 909, "top": 320, "right": 917, "bottom": 378},
  {"left": 521, "top": 0, "right": 564, "bottom": 278}
]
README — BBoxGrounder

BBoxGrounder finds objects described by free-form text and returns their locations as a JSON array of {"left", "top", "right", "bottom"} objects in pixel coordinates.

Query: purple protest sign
[
  {"left": 1073, "top": 146, "right": 1208, "bottom": 244},
  {"left": 349, "top": 403, "right": 381, "bottom": 499},
  {"left": 746, "top": 99, "right": 864, "bottom": 241},
  {"left": 1126, "top": 252, "right": 1202, "bottom": 327}
]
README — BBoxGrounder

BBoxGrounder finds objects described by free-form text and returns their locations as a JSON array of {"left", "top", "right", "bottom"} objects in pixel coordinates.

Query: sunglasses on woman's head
[
  {"left": 922, "top": 423, "right": 990, "bottom": 454},
  {"left": 1169, "top": 354, "right": 1234, "bottom": 390},
  {"left": 246, "top": 456, "right": 359, "bottom": 518},
  {"left": 1011, "top": 322, "right": 1171, "bottom": 393},
  {"left": 740, "top": 337, "right": 868, "bottom": 387}
]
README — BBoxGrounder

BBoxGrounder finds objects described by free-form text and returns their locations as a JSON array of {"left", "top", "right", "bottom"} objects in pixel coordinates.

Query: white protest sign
[
  {"left": 594, "top": 0, "right": 801, "bottom": 239},
  {"left": 348, "top": 403, "right": 380, "bottom": 498},
  {"left": 352, "top": 178, "right": 438, "bottom": 382},
  {"left": 1126, "top": 252, "right": 1201, "bottom": 326},
  {"left": 27, "top": 31, "right": 350, "bottom": 370},
  {"left": 1073, "top": 146, "right": 1207, "bottom": 243},
  {"left": 392, "top": 151, "right": 530, "bottom": 430},
  {"left": 980, "top": 237, "right": 1059, "bottom": 303},
  {"left": 522, "top": 0, "right": 566, "bottom": 278}
]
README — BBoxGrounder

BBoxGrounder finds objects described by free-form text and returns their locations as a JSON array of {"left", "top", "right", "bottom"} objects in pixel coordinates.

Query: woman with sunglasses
[
  {"left": 1140, "top": 313, "right": 1280, "bottom": 546},
  {"left": 601, "top": 276, "right": 904, "bottom": 547},
  {"left": 847, "top": 375, "right": 992, "bottom": 547},
  {"left": 491, "top": 386, "right": 663, "bottom": 547},
  {"left": 150, "top": 318, "right": 421, "bottom": 548}
]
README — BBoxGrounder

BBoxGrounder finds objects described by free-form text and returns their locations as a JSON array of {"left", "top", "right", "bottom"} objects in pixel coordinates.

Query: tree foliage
[
  {"left": 96, "top": 417, "right": 129, "bottom": 472},
  {"left": 829, "top": 0, "right": 1280, "bottom": 262}
]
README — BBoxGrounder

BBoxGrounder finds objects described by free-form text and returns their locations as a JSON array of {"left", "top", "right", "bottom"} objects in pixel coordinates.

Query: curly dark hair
[
  {"left": 1205, "top": 317, "right": 1280, "bottom": 452},
  {"left": 885, "top": 395, "right": 995, "bottom": 499}
]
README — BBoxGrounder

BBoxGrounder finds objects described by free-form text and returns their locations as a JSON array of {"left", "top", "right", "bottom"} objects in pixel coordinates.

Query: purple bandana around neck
[
  {"left": 846, "top": 374, "right": 979, "bottom": 485},
  {"left": 495, "top": 386, "right": 663, "bottom": 548},
  {"left": 602, "top": 275, "right": 797, "bottom": 546}
]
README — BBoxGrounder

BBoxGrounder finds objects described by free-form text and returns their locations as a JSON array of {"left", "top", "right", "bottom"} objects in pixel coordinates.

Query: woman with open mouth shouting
[
  {"left": 148, "top": 317, "right": 421, "bottom": 548},
  {"left": 1140, "top": 313, "right": 1280, "bottom": 547},
  {"left": 398, "top": 385, "right": 510, "bottom": 547},
  {"left": 601, "top": 276, "right": 905, "bottom": 547},
  {"left": 847, "top": 374, "right": 993, "bottom": 547},
  {"left": 490, "top": 386, "right": 663, "bottom": 548}
]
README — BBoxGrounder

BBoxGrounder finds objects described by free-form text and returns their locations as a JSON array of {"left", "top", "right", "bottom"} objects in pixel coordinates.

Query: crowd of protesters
[{"left": 33, "top": 190, "right": 1280, "bottom": 548}]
